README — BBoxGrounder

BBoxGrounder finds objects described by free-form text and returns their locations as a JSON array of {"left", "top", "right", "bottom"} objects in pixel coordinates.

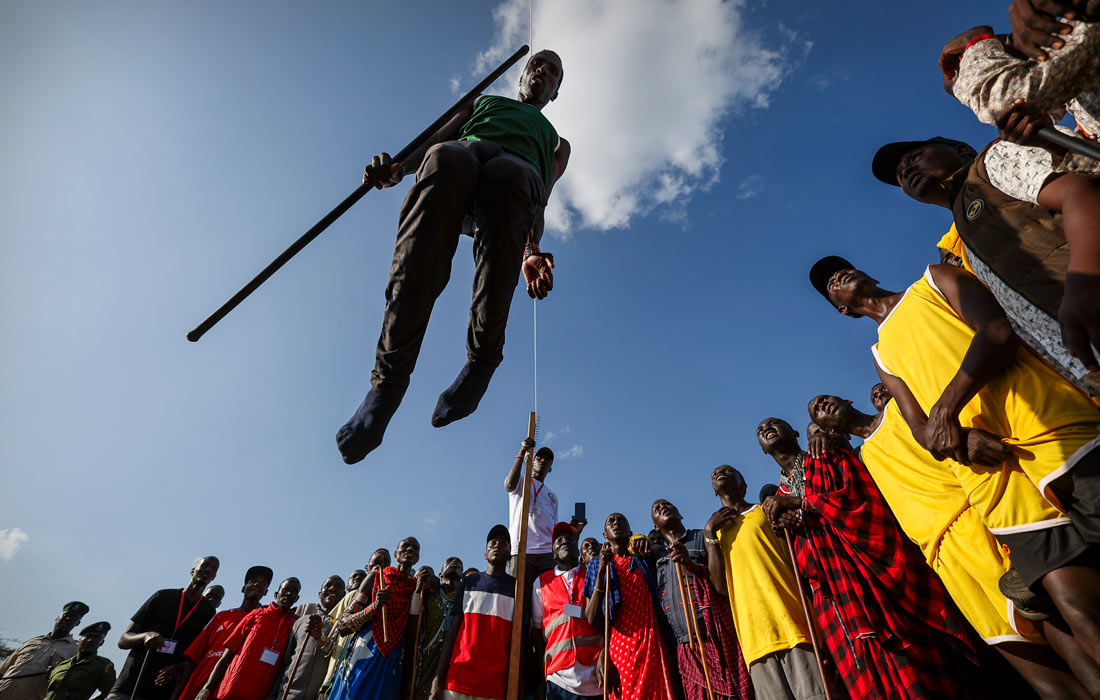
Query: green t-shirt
[{"left": 459, "top": 95, "right": 558, "bottom": 187}]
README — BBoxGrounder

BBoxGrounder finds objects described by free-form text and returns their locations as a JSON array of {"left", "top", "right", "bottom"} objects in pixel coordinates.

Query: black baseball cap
[
  {"left": 871, "top": 137, "right": 971, "bottom": 186},
  {"left": 244, "top": 566, "right": 274, "bottom": 584},
  {"left": 487, "top": 524, "right": 510, "bottom": 543},
  {"left": 809, "top": 256, "right": 856, "bottom": 300}
]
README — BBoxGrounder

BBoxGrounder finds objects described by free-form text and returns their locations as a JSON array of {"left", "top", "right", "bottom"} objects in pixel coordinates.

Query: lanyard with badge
[
  {"left": 259, "top": 608, "right": 284, "bottom": 666},
  {"left": 530, "top": 481, "right": 545, "bottom": 517},
  {"left": 562, "top": 570, "right": 584, "bottom": 619},
  {"left": 160, "top": 590, "right": 202, "bottom": 654}
]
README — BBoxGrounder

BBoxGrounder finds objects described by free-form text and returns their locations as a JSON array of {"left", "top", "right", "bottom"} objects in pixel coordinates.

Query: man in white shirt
[{"left": 504, "top": 438, "right": 586, "bottom": 588}]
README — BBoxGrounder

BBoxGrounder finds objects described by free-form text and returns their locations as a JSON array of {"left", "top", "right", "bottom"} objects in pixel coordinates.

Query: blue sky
[{"left": 2, "top": 0, "right": 1013, "bottom": 663}]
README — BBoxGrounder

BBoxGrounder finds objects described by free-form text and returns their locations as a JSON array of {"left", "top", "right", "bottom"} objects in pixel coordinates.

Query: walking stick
[
  {"left": 380, "top": 576, "right": 389, "bottom": 644},
  {"left": 505, "top": 411, "right": 537, "bottom": 700},
  {"left": 783, "top": 528, "right": 833, "bottom": 700},
  {"left": 279, "top": 634, "right": 309, "bottom": 700},
  {"left": 1040, "top": 126, "right": 1100, "bottom": 163},
  {"left": 407, "top": 589, "right": 426, "bottom": 700},
  {"left": 186, "top": 44, "right": 531, "bottom": 342},
  {"left": 601, "top": 566, "right": 611, "bottom": 700},
  {"left": 675, "top": 560, "right": 715, "bottom": 700},
  {"left": 131, "top": 650, "right": 151, "bottom": 700}
]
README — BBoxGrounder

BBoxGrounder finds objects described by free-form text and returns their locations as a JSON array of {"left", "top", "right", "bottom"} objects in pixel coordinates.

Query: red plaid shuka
[
  {"left": 676, "top": 573, "right": 754, "bottom": 700},
  {"left": 372, "top": 566, "right": 416, "bottom": 656},
  {"left": 789, "top": 448, "right": 978, "bottom": 700}
]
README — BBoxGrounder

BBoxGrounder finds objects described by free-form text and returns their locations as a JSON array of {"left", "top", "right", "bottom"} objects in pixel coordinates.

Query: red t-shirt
[
  {"left": 179, "top": 610, "right": 249, "bottom": 700},
  {"left": 445, "top": 572, "right": 516, "bottom": 700},
  {"left": 215, "top": 604, "right": 296, "bottom": 700}
]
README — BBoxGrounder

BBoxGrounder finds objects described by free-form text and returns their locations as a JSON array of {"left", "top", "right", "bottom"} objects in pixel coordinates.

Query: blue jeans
[{"left": 545, "top": 680, "right": 597, "bottom": 699}]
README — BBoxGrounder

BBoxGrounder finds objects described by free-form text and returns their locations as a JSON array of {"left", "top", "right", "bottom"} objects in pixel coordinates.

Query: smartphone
[{"left": 574, "top": 501, "right": 586, "bottom": 522}]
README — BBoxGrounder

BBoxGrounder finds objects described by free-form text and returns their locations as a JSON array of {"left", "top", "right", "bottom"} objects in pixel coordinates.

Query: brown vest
[{"left": 947, "top": 141, "right": 1068, "bottom": 317}]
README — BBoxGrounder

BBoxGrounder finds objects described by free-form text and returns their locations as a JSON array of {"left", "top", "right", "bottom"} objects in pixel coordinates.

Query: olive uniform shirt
[{"left": 43, "top": 654, "right": 116, "bottom": 700}]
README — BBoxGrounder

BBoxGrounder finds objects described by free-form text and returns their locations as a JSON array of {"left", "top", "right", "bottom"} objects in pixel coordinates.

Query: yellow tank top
[
  {"left": 717, "top": 505, "right": 810, "bottom": 668},
  {"left": 873, "top": 267, "right": 1098, "bottom": 519},
  {"left": 860, "top": 400, "right": 970, "bottom": 563}
]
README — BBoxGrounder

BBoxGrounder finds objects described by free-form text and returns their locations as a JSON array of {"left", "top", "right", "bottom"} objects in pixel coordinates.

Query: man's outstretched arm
[
  {"left": 361, "top": 101, "right": 478, "bottom": 190},
  {"left": 899, "top": 266, "right": 1019, "bottom": 460},
  {"left": 504, "top": 438, "right": 534, "bottom": 492},
  {"left": 951, "top": 19, "right": 1099, "bottom": 124},
  {"left": 875, "top": 364, "right": 1010, "bottom": 466}
]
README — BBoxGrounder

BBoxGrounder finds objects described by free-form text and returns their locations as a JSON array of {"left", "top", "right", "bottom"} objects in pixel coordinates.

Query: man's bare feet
[{"left": 336, "top": 385, "right": 405, "bottom": 464}]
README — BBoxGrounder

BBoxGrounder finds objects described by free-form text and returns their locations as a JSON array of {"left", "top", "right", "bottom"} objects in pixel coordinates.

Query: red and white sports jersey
[{"left": 445, "top": 572, "right": 517, "bottom": 700}]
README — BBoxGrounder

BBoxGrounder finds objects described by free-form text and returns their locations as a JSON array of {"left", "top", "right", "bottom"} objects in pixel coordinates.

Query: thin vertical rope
[
  {"left": 530, "top": 0, "right": 538, "bottom": 423},
  {"left": 533, "top": 297, "right": 538, "bottom": 417}
]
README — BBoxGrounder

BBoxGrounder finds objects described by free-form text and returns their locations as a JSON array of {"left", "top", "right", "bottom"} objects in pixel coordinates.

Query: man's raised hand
[
  {"left": 523, "top": 252, "right": 555, "bottom": 299},
  {"left": 1008, "top": 0, "right": 1078, "bottom": 60},
  {"left": 939, "top": 25, "right": 995, "bottom": 89},
  {"left": 362, "top": 153, "right": 405, "bottom": 190}
]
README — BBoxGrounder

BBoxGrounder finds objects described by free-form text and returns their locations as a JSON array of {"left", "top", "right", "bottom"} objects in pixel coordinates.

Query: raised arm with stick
[{"left": 186, "top": 45, "right": 531, "bottom": 344}]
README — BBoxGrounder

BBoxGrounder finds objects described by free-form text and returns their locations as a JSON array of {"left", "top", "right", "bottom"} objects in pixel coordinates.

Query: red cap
[{"left": 551, "top": 521, "right": 576, "bottom": 542}]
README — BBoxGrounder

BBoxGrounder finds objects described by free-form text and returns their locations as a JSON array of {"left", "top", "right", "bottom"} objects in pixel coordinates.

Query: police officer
[
  {"left": 43, "top": 621, "right": 116, "bottom": 700},
  {"left": 0, "top": 601, "right": 88, "bottom": 700}
]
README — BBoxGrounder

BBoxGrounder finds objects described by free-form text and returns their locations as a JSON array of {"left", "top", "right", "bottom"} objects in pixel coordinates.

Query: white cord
[{"left": 533, "top": 297, "right": 538, "bottom": 416}]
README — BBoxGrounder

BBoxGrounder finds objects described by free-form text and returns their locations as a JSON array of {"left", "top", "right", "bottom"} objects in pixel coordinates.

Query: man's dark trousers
[{"left": 371, "top": 139, "right": 546, "bottom": 390}]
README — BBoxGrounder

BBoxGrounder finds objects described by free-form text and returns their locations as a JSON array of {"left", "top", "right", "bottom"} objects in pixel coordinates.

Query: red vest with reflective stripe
[{"left": 537, "top": 568, "right": 602, "bottom": 676}]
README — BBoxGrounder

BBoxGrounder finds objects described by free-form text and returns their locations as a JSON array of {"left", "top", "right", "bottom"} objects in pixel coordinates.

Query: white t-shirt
[
  {"left": 531, "top": 568, "right": 602, "bottom": 697},
  {"left": 508, "top": 477, "right": 558, "bottom": 555}
]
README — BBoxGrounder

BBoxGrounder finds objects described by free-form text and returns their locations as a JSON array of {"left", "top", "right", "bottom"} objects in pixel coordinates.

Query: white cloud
[
  {"left": 736, "top": 175, "right": 763, "bottom": 199},
  {"left": 0, "top": 528, "right": 29, "bottom": 561},
  {"left": 557, "top": 445, "right": 584, "bottom": 460},
  {"left": 470, "top": 0, "right": 800, "bottom": 235},
  {"left": 542, "top": 425, "right": 572, "bottom": 442},
  {"left": 423, "top": 512, "right": 440, "bottom": 532}
]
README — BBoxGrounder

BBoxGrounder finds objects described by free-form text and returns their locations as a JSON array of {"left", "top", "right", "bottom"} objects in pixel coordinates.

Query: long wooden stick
[
  {"left": 506, "top": 411, "right": 537, "bottom": 700},
  {"left": 673, "top": 560, "right": 697, "bottom": 655},
  {"left": 602, "top": 566, "right": 610, "bottom": 700},
  {"left": 783, "top": 528, "right": 833, "bottom": 700},
  {"left": 278, "top": 636, "right": 308, "bottom": 700},
  {"left": 186, "top": 44, "right": 531, "bottom": 342},
  {"left": 407, "top": 589, "right": 426, "bottom": 700},
  {"left": 379, "top": 572, "right": 389, "bottom": 644},
  {"left": 676, "top": 561, "right": 715, "bottom": 700}
]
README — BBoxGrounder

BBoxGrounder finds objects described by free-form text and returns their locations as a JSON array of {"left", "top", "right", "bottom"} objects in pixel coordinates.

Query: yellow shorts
[{"left": 933, "top": 507, "right": 1042, "bottom": 644}]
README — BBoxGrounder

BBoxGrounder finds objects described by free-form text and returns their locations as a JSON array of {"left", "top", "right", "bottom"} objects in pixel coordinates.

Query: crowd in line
[{"left": 5, "top": 0, "right": 1100, "bottom": 699}]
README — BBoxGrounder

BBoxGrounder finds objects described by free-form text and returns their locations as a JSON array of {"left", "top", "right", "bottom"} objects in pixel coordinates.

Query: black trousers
[{"left": 371, "top": 139, "right": 546, "bottom": 389}]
